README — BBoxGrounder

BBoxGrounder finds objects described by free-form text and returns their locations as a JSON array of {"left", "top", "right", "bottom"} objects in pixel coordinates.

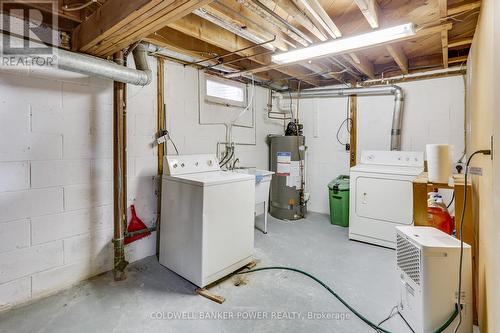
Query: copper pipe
[
  {"left": 156, "top": 57, "right": 165, "bottom": 257},
  {"left": 113, "top": 50, "right": 128, "bottom": 281}
]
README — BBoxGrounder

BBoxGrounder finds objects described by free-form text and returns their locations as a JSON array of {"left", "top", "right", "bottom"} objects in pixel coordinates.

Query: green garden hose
[{"left": 235, "top": 266, "right": 459, "bottom": 333}]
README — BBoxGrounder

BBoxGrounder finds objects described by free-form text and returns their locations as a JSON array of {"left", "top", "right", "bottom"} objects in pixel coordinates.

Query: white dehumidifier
[{"left": 396, "top": 226, "right": 472, "bottom": 333}]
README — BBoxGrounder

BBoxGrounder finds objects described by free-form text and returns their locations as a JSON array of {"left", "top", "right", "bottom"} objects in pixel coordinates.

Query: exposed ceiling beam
[
  {"left": 386, "top": 44, "right": 408, "bottom": 74},
  {"left": 354, "top": 0, "right": 380, "bottom": 29},
  {"left": 261, "top": 0, "right": 328, "bottom": 41},
  {"left": 449, "top": 55, "right": 468, "bottom": 64},
  {"left": 73, "top": 0, "right": 213, "bottom": 56},
  {"left": 208, "top": 0, "right": 298, "bottom": 49},
  {"left": 447, "top": 0, "right": 481, "bottom": 16},
  {"left": 406, "top": 52, "right": 467, "bottom": 69},
  {"left": 300, "top": 60, "right": 345, "bottom": 83},
  {"left": 354, "top": 1, "right": 408, "bottom": 75},
  {"left": 206, "top": 2, "right": 288, "bottom": 51},
  {"left": 240, "top": 0, "right": 312, "bottom": 46},
  {"left": 448, "top": 37, "right": 473, "bottom": 48},
  {"left": 441, "top": 28, "right": 449, "bottom": 68},
  {"left": 342, "top": 53, "right": 375, "bottom": 79},
  {"left": 292, "top": 0, "right": 342, "bottom": 38},
  {"left": 144, "top": 28, "right": 275, "bottom": 81},
  {"left": 226, "top": 22, "right": 453, "bottom": 78},
  {"left": 438, "top": 0, "right": 448, "bottom": 68},
  {"left": 168, "top": 14, "right": 321, "bottom": 86}
]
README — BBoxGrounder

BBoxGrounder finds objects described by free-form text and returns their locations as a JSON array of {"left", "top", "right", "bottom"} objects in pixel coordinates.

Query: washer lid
[
  {"left": 164, "top": 171, "right": 254, "bottom": 186},
  {"left": 350, "top": 164, "right": 424, "bottom": 176}
]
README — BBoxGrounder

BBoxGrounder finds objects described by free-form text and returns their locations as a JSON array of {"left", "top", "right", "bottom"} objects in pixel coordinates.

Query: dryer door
[{"left": 354, "top": 175, "right": 413, "bottom": 225}]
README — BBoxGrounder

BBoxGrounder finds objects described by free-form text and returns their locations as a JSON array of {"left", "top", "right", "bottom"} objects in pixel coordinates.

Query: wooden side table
[{"left": 412, "top": 172, "right": 477, "bottom": 322}]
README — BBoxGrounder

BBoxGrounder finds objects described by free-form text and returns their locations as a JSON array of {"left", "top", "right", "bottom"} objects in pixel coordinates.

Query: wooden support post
[
  {"left": 156, "top": 57, "right": 165, "bottom": 257},
  {"left": 113, "top": 50, "right": 128, "bottom": 281},
  {"left": 349, "top": 93, "right": 357, "bottom": 167}
]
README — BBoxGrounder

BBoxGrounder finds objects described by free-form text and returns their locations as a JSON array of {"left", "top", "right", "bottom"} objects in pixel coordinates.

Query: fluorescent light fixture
[{"left": 272, "top": 23, "right": 416, "bottom": 65}]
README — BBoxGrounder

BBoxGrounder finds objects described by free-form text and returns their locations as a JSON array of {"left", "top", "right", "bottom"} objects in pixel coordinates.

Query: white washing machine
[
  {"left": 159, "top": 154, "right": 255, "bottom": 287},
  {"left": 349, "top": 151, "right": 424, "bottom": 249}
]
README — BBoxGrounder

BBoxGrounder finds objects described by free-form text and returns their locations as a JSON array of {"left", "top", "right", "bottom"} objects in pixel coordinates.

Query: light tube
[{"left": 272, "top": 23, "right": 416, "bottom": 64}]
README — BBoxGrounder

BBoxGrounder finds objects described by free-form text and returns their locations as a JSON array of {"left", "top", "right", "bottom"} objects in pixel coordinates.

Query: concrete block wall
[
  {"left": 0, "top": 55, "right": 158, "bottom": 310},
  {"left": 164, "top": 62, "right": 283, "bottom": 170},
  {"left": 300, "top": 76, "right": 465, "bottom": 214}
]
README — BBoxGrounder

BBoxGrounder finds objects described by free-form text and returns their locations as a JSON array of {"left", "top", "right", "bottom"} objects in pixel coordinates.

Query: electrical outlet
[{"left": 454, "top": 162, "right": 464, "bottom": 174}]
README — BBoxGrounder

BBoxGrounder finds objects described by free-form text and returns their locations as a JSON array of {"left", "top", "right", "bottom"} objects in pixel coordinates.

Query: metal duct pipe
[
  {"left": 146, "top": 44, "right": 285, "bottom": 90},
  {"left": 284, "top": 85, "right": 404, "bottom": 150},
  {"left": 1, "top": 34, "right": 152, "bottom": 86}
]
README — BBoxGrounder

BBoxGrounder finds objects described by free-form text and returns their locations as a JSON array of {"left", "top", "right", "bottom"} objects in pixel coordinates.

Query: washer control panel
[
  {"left": 360, "top": 150, "right": 424, "bottom": 167},
  {"left": 164, "top": 154, "right": 220, "bottom": 175}
]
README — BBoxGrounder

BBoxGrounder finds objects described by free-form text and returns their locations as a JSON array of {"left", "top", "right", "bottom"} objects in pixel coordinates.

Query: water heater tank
[{"left": 268, "top": 135, "right": 306, "bottom": 220}]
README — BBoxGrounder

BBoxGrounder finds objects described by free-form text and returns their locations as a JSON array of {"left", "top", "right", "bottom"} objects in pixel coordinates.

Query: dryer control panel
[
  {"left": 360, "top": 151, "right": 424, "bottom": 167},
  {"left": 164, "top": 154, "right": 220, "bottom": 175}
]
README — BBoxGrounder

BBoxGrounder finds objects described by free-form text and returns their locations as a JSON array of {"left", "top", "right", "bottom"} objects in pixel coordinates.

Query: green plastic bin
[{"left": 328, "top": 175, "right": 350, "bottom": 227}]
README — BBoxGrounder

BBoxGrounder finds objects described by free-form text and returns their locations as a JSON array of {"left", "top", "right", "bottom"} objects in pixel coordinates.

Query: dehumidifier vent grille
[{"left": 396, "top": 234, "right": 421, "bottom": 286}]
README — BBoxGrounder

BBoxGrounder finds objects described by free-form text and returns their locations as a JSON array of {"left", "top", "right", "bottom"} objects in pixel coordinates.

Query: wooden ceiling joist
[
  {"left": 145, "top": 28, "right": 265, "bottom": 73},
  {"left": 354, "top": 0, "right": 380, "bottom": 29},
  {"left": 447, "top": 1, "right": 481, "bottom": 16},
  {"left": 291, "top": 0, "right": 342, "bottom": 38},
  {"left": 386, "top": 44, "right": 409, "bottom": 74},
  {"left": 354, "top": 0, "right": 411, "bottom": 76},
  {"left": 205, "top": 2, "right": 288, "bottom": 51},
  {"left": 439, "top": 0, "right": 449, "bottom": 68},
  {"left": 448, "top": 37, "right": 473, "bottom": 48},
  {"left": 262, "top": 0, "right": 328, "bottom": 42},
  {"left": 73, "top": 0, "right": 213, "bottom": 56},
  {"left": 226, "top": 22, "right": 453, "bottom": 78},
  {"left": 167, "top": 14, "right": 321, "bottom": 86},
  {"left": 343, "top": 53, "right": 375, "bottom": 79}
]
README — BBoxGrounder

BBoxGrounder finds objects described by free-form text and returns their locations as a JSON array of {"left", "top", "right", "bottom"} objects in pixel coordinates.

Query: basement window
[{"left": 204, "top": 75, "right": 247, "bottom": 108}]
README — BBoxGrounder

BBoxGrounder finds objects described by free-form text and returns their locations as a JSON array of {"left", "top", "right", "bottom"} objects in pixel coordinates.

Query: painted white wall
[
  {"left": 0, "top": 58, "right": 283, "bottom": 310},
  {"left": 0, "top": 55, "right": 465, "bottom": 309},
  {"left": 0, "top": 56, "right": 159, "bottom": 310},
  {"left": 357, "top": 77, "right": 465, "bottom": 161},
  {"left": 164, "top": 62, "right": 283, "bottom": 170},
  {"left": 299, "top": 76, "right": 465, "bottom": 214}
]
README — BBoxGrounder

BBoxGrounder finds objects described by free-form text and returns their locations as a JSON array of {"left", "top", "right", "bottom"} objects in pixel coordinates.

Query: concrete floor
[{"left": 0, "top": 213, "right": 410, "bottom": 333}]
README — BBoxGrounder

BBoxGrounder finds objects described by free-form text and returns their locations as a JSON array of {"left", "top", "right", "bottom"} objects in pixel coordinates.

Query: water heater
[
  {"left": 396, "top": 226, "right": 472, "bottom": 333},
  {"left": 268, "top": 134, "right": 306, "bottom": 220}
]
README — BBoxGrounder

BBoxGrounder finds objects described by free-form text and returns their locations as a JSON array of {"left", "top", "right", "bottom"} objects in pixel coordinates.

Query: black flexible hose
[
  {"left": 454, "top": 149, "right": 491, "bottom": 332},
  {"left": 235, "top": 266, "right": 459, "bottom": 333}
]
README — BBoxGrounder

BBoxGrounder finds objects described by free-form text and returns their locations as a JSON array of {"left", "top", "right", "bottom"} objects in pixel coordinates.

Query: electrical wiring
[
  {"left": 377, "top": 305, "right": 398, "bottom": 326},
  {"left": 165, "top": 130, "right": 179, "bottom": 155},
  {"left": 447, "top": 191, "right": 455, "bottom": 209},
  {"left": 63, "top": 0, "right": 101, "bottom": 11},
  {"left": 453, "top": 149, "right": 491, "bottom": 333},
  {"left": 234, "top": 266, "right": 460, "bottom": 333},
  {"left": 336, "top": 118, "right": 352, "bottom": 146}
]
